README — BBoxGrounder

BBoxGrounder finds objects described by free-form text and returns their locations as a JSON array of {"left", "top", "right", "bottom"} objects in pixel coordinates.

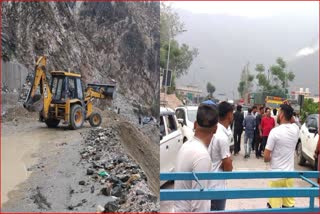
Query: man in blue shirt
[{"left": 243, "top": 108, "right": 256, "bottom": 158}]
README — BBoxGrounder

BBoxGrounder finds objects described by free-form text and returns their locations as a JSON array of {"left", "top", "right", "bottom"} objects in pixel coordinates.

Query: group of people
[
  {"left": 174, "top": 100, "right": 300, "bottom": 212},
  {"left": 233, "top": 105, "right": 301, "bottom": 159}
]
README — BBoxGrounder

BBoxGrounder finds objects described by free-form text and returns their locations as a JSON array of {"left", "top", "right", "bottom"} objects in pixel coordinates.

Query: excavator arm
[{"left": 23, "top": 56, "right": 52, "bottom": 118}]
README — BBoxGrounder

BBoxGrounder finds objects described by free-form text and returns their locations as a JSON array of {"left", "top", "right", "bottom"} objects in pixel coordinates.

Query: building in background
[
  {"left": 291, "top": 88, "right": 319, "bottom": 102},
  {"left": 176, "top": 85, "right": 202, "bottom": 104}
]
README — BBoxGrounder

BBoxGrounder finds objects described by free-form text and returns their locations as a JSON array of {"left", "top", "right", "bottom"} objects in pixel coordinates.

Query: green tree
[
  {"left": 237, "top": 64, "right": 254, "bottom": 98},
  {"left": 270, "top": 57, "right": 295, "bottom": 92},
  {"left": 160, "top": 41, "right": 198, "bottom": 78},
  {"left": 207, "top": 82, "right": 216, "bottom": 98},
  {"left": 160, "top": 3, "right": 198, "bottom": 92},
  {"left": 254, "top": 57, "right": 295, "bottom": 96},
  {"left": 301, "top": 98, "right": 319, "bottom": 122}
]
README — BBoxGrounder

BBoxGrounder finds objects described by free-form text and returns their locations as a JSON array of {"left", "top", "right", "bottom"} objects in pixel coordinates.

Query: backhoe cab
[{"left": 23, "top": 56, "right": 116, "bottom": 130}]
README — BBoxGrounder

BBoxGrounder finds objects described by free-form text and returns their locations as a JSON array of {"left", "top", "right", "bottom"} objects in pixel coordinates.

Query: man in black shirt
[
  {"left": 233, "top": 105, "right": 244, "bottom": 155},
  {"left": 255, "top": 107, "right": 264, "bottom": 158}
]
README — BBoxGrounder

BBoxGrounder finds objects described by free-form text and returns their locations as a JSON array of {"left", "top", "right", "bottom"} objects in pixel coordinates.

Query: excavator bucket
[
  {"left": 87, "top": 83, "right": 116, "bottom": 99},
  {"left": 23, "top": 93, "right": 44, "bottom": 112}
]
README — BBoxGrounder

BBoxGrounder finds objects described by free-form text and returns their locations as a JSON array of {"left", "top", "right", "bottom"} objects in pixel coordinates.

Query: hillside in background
[{"left": 2, "top": 2, "right": 160, "bottom": 115}]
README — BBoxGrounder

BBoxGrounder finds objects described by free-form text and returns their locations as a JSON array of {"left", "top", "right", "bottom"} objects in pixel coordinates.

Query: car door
[
  {"left": 160, "top": 114, "right": 170, "bottom": 173},
  {"left": 175, "top": 108, "right": 189, "bottom": 140},
  {"left": 163, "top": 113, "right": 183, "bottom": 172},
  {"left": 300, "top": 116, "right": 309, "bottom": 150},
  {"left": 305, "top": 117, "right": 318, "bottom": 160}
]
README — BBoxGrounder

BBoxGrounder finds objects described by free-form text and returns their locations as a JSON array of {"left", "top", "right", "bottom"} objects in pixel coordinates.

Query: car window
[
  {"left": 176, "top": 109, "right": 186, "bottom": 124},
  {"left": 165, "top": 114, "right": 177, "bottom": 134},
  {"left": 307, "top": 118, "right": 317, "bottom": 129},
  {"left": 187, "top": 109, "right": 197, "bottom": 123},
  {"left": 160, "top": 116, "right": 166, "bottom": 137}
]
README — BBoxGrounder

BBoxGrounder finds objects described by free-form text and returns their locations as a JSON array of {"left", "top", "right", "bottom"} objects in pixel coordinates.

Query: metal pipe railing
[{"left": 160, "top": 171, "right": 320, "bottom": 213}]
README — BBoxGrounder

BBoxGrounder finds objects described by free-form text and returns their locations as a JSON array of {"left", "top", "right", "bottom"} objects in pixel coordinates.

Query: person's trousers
[
  {"left": 259, "top": 136, "right": 268, "bottom": 155},
  {"left": 211, "top": 199, "right": 226, "bottom": 211},
  {"left": 268, "top": 179, "right": 295, "bottom": 208},
  {"left": 251, "top": 131, "right": 255, "bottom": 151},
  {"left": 244, "top": 134, "right": 253, "bottom": 156},
  {"left": 255, "top": 132, "right": 262, "bottom": 156},
  {"left": 233, "top": 130, "right": 242, "bottom": 153}
]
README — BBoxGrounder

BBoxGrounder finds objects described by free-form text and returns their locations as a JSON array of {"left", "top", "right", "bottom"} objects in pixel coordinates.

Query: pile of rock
[
  {"left": 18, "top": 73, "right": 33, "bottom": 102},
  {"left": 80, "top": 127, "right": 159, "bottom": 212}
]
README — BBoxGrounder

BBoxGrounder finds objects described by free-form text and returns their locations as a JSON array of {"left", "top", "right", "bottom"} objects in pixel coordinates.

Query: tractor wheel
[
  {"left": 45, "top": 118, "right": 60, "bottom": 128},
  {"left": 89, "top": 112, "right": 102, "bottom": 127},
  {"left": 69, "top": 104, "right": 84, "bottom": 130}
]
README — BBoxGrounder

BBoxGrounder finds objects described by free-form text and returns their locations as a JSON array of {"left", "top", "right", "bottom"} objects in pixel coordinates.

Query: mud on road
[{"left": 1, "top": 106, "right": 159, "bottom": 212}]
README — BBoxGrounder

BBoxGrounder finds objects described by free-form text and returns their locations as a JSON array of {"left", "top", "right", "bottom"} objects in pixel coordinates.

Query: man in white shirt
[
  {"left": 264, "top": 104, "right": 299, "bottom": 208},
  {"left": 208, "top": 101, "right": 233, "bottom": 210},
  {"left": 174, "top": 102, "right": 219, "bottom": 212}
]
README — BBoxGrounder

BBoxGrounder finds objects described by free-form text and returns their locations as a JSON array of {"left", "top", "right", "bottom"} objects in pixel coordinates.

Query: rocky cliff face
[{"left": 2, "top": 2, "right": 160, "bottom": 115}]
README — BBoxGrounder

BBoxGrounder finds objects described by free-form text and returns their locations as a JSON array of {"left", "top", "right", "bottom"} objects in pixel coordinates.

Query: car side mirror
[
  {"left": 308, "top": 127, "right": 318, "bottom": 134},
  {"left": 177, "top": 118, "right": 184, "bottom": 127}
]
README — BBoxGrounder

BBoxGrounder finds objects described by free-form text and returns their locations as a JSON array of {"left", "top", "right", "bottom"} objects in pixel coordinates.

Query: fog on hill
[{"left": 175, "top": 9, "right": 319, "bottom": 99}]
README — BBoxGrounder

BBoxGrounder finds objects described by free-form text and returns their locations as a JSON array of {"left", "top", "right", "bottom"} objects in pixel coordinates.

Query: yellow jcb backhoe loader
[{"left": 23, "top": 56, "right": 116, "bottom": 130}]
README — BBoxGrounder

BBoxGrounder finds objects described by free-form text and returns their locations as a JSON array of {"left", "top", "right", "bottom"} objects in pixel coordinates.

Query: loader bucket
[
  {"left": 23, "top": 94, "right": 44, "bottom": 112},
  {"left": 87, "top": 83, "right": 116, "bottom": 99}
]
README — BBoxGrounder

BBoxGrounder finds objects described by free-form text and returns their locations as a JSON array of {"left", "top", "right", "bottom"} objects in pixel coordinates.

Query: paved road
[{"left": 160, "top": 140, "right": 319, "bottom": 212}]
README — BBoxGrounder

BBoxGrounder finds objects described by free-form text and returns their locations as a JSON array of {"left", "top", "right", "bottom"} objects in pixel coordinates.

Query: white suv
[
  {"left": 297, "top": 114, "right": 319, "bottom": 170},
  {"left": 175, "top": 105, "right": 234, "bottom": 152},
  {"left": 160, "top": 107, "right": 183, "bottom": 185}
]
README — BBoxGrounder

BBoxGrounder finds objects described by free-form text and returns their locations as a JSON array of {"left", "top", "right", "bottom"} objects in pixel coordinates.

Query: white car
[
  {"left": 297, "top": 114, "right": 319, "bottom": 170},
  {"left": 175, "top": 106, "right": 198, "bottom": 142},
  {"left": 175, "top": 105, "right": 234, "bottom": 152},
  {"left": 160, "top": 107, "right": 183, "bottom": 185}
]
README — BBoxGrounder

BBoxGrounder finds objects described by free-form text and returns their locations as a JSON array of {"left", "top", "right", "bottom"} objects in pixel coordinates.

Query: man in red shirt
[{"left": 259, "top": 108, "right": 275, "bottom": 156}]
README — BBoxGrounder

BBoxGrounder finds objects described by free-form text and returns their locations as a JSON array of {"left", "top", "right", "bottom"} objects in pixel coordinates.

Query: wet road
[{"left": 1, "top": 120, "right": 83, "bottom": 205}]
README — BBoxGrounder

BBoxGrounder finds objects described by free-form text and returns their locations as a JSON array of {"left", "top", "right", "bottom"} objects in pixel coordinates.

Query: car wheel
[
  {"left": 314, "top": 156, "right": 318, "bottom": 171},
  {"left": 297, "top": 142, "right": 306, "bottom": 165},
  {"left": 183, "top": 137, "right": 188, "bottom": 143}
]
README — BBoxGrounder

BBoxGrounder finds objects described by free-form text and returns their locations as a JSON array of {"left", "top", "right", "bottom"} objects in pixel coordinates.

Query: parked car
[
  {"left": 297, "top": 114, "right": 319, "bottom": 170},
  {"left": 175, "top": 105, "right": 234, "bottom": 152},
  {"left": 160, "top": 107, "right": 183, "bottom": 185}
]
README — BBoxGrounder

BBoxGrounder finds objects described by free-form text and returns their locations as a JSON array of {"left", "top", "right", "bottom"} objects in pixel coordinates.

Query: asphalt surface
[{"left": 160, "top": 139, "right": 319, "bottom": 212}]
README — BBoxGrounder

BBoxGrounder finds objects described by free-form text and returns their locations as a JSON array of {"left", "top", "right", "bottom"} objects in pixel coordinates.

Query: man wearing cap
[
  {"left": 259, "top": 108, "right": 275, "bottom": 155},
  {"left": 264, "top": 104, "right": 300, "bottom": 208},
  {"left": 208, "top": 101, "right": 234, "bottom": 210},
  {"left": 174, "top": 102, "right": 219, "bottom": 212}
]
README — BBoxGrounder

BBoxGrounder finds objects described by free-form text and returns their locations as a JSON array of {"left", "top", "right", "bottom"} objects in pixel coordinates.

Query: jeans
[
  {"left": 211, "top": 199, "right": 226, "bottom": 211},
  {"left": 244, "top": 133, "right": 253, "bottom": 156},
  {"left": 233, "top": 130, "right": 242, "bottom": 154}
]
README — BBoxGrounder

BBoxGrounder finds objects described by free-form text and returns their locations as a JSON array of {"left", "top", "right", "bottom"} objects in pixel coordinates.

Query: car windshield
[{"left": 187, "top": 109, "right": 197, "bottom": 123}]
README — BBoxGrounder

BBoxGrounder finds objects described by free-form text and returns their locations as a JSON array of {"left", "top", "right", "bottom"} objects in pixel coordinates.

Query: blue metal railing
[{"left": 160, "top": 171, "right": 320, "bottom": 213}]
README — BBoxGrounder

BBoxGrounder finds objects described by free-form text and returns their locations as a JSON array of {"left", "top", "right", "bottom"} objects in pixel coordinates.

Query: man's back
[
  {"left": 174, "top": 138, "right": 213, "bottom": 212},
  {"left": 265, "top": 123, "right": 299, "bottom": 171},
  {"left": 244, "top": 114, "right": 256, "bottom": 132},
  {"left": 233, "top": 111, "right": 244, "bottom": 131}
]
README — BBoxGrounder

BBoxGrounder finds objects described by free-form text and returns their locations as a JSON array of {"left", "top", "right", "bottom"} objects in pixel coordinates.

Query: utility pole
[{"left": 164, "top": 29, "right": 172, "bottom": 104}]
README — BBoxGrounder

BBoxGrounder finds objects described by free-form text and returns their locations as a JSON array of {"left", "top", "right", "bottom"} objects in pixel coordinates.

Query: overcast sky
[
  {"left": 168, "top": 1, "right": 319, "bottom": 98},
  {"left": 169, "top": 1, "right": 318, "bottom": 18},
  {"left": 170, "top": 1, "right": 319, "bottom": 57}
]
